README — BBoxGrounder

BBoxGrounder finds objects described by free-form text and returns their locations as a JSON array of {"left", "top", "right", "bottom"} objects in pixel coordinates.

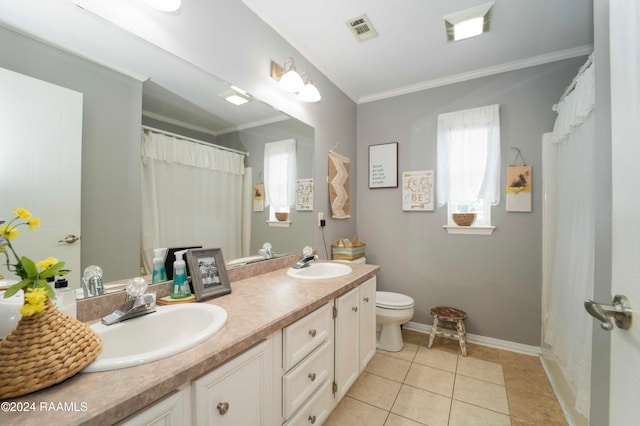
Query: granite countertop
[{"left": 2, "top": 261, "right": 379, "bottom": 425}]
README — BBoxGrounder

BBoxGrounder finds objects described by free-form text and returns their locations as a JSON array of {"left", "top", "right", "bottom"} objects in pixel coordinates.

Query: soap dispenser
[
  {"left": 152, "top": 248, "right": 168, "bottom": 284},
  {"left": 171, "top": 250, "right": 191, "bottom": 299}
]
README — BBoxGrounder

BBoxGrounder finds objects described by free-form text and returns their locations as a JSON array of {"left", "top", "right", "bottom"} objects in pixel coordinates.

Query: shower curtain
[
  {"left": 141, "top": 130, "right": 246, "bottom": 271},
  {"left": 542, "top": 57, "right": 595, "bottom": 418}
]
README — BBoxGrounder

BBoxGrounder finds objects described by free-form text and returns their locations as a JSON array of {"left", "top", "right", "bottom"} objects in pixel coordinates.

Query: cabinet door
[
  {"left": 334, "top": 286, "right": 359, "bottom": 401},
  {"left": 193, "top": 338, "right": 273, "bottom": 426},
  {"left": 118, "top": 387, "right": 191, "bottom": 426},
  {"left": 359, "top": 277, "right": 377, "bottom": 371}
]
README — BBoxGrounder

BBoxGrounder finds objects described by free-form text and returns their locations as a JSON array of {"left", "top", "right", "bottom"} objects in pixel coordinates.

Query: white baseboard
[{"left": 402, "top": 321, "right": 541, "bottom": 356}]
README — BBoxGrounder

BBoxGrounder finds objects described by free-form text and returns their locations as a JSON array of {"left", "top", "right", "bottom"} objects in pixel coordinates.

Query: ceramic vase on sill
[{"left": 0, "top": 298, "right": 103, "bottom": 399}]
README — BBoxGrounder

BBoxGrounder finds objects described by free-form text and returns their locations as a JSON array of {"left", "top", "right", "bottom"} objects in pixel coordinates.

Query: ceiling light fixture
[
  {"left": 220, "top": 89, "right": 251, "bottom": 106},
  {"left": 444, "top": 1, "right": 494, "bottom": 42},
  {"left": 271, "top": 58, "right": 321, "bottom": 103},
  {"left": 139, "top": 0, "right": 182, "bottom": 12}
]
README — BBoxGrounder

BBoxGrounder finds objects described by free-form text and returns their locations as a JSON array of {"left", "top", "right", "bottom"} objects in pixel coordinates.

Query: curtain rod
[
  {"left": 141, "top": 125, "right": 249, "bottom": 157},
  {"left": 553, "top": 52, "right": 594, "bottom": 111}
]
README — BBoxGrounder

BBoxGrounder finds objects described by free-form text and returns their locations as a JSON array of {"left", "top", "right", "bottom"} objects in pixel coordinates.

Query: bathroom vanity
[{"left": 2, "top": 259, "right": 378, "bottom": 425}]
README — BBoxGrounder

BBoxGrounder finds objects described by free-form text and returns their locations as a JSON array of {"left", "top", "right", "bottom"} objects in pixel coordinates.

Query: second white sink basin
[
  {"left": 84, "top": 303, "right": 227, "bottom": 372},
  {"left": 287, "top": 262, "right": 352, "bottom": 280}
]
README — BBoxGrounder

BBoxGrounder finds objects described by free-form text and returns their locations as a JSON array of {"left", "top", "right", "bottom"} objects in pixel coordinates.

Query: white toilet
[
  {"left": 337, "top": 257, "right": 415, "bottom": 352},
  {"left": 376, "top": 291, "right": 415, "bottom": 352}
]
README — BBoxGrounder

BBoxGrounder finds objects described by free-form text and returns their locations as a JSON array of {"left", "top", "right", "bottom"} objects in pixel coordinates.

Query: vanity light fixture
[
  {"left": 445, "top": 1, "right": 494, "bottom": 42},
  {"left": 139, "top": 0, "right": 182, "bottom": 12},
  {"left": 271, "top": 58, "right": 321, "bottom": 103}
]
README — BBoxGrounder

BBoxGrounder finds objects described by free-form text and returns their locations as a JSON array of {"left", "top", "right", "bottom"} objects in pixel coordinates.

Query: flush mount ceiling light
[
  {"left": 271, "top": 58, "right": 321, "bottom": 103},
  {"left": 139, "top": 0, "right": 181, "bottom": 12},
  {"left": 444, "top": 1, "right": 494, "bottom": 42},
  {"left": 220, "top": 89, "right": 251, "bottom": 106}
]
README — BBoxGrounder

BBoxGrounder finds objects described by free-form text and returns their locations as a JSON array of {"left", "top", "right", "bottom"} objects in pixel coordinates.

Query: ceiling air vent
[{"left": 346, "top": 14, "right": 378, "bottom": 42}]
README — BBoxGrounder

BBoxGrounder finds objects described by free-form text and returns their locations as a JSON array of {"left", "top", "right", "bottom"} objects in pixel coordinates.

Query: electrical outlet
[{"left": 318, "top": 212, "right": 324, "bottom": 227}]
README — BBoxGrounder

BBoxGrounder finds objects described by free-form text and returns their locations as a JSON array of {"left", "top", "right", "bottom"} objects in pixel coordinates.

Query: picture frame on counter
[{"left": 186, "top": 248, "right": 231, "bottom": 301}]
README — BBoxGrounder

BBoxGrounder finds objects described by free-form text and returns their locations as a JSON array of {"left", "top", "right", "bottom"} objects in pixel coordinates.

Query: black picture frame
[
  {"left": 186, "top": 248, "right": 231, "bottom": 301},
  {"left": 369, "top": 142, "right": 399, "bottom": 188}
]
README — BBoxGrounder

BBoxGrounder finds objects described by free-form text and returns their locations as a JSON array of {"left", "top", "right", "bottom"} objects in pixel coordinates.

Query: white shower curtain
[
  {"left": 543, "top": 57, "right": 595, "bottom": 418},
  {"left": 141, "top": 130, "right": 246, "bottom": 270}
]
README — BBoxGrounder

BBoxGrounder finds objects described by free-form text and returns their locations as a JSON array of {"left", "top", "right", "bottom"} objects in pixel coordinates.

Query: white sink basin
[
  {"left": 286, "top": 262, "right": 352, "bottom": 280},
  {"left": 83, "top": 303, "right": 227, "bottom": 372}
]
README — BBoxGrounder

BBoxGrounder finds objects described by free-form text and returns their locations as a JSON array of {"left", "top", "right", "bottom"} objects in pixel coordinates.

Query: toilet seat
[{"left": 376, "top": 291, "right": 415, "bottom": 310}]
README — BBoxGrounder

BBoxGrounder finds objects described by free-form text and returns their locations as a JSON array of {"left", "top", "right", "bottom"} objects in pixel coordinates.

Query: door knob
[
  {"left": 217, "top": 401, "right": 229, "bottom": 415},
  {"left": 58, "top": 234, "right": 80, "bottom": 244},
  {"left": 584, "top": 294, "right": 632, "bottom": 331}
]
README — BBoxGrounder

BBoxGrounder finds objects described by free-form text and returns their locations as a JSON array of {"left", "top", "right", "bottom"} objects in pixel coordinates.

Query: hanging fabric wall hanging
[
  {"left": 328, "top": 144, "right": 351, "bottom": 219},
  {"left": 506, "top": 148, "right": 532, "bottom": 212}
]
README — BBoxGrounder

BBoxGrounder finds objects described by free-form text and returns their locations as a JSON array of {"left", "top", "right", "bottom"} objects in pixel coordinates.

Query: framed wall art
[
  {"left": 506, "top": 165, "right": 532, "bottom": 212},
  {"left": 402, "top": 170, "right": 434, "bottom": 211},
  {"left": 186, "top": 248, "right": 231, "bottom": 301},
  {"left": 369, "top": 142, "right": 398, "bottom": 188}
]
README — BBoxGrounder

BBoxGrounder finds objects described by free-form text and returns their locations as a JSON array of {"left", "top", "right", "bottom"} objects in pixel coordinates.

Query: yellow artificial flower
[
  {"left": 0, "top": 224, "right": 19, "bottom": 241},
  {"left": 20, "top": 288, "right": 47, "bottom": 316},
  {"left": 28, "top": 217, "right": 41, "bottom": 230},
  {"left": 12, "top": 207, "right": 32, "bottom": 220},
  {"left": 37, "top": 256, "right": 59, "bottom": 270}
]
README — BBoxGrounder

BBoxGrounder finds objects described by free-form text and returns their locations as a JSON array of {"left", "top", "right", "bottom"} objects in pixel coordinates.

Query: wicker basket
[
  {"left": 275, "top": 212, "right": 289, "bottom": 221},
  {"left": 0, "top": 299, "right": 103, "bottom": 399},
  {"left": 452, "top": 213, "right": 477, "bottom": 226}
]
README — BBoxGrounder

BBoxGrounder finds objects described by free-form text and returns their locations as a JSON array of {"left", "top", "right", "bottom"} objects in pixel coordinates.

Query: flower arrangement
[{"left": 1, "top": 208, "right": 67, "bottom": 316}]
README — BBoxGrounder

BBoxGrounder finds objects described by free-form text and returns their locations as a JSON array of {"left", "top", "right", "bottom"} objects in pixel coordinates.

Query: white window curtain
[
  {"left": 543, "top": 56, "right": 595, "bottom": 418},
  {"left": 141, "top": 130, "right": 246, "bottom": 271},
  {"left": 437, "top": 104, "right": 500, "bottom": 225},
  {"left": 264, "top": 139, "right": 296, "bottom": 215}
]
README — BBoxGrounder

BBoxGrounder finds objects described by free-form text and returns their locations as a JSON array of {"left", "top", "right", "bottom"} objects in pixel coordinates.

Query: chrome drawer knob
[
  {"left": 308, "top": 329, "right": 317, "bottom": 337},
  {"left": 217, "top": 402, "right": 229, "bottom": 415},
  {"left": 352, "top": 306, "right": 358, "bottom": 312},
  {"left": 308, "top": 372, "right": 316, "bottom": 381},
  {"left": 363, "top": 297, "right": 369, "bottom": 302},
  {"left": 308, "top": 415, "right": 317, "bottom": 424}
]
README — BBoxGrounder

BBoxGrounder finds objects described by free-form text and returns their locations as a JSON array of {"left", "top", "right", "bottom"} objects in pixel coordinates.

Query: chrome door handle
[
  {"left": 217, "top": 401, "right": 229, "bottom": 415},
  {"left": 58, "top": 234, "right": 80, "bottom": 244},
  {"left": 584, "top": 295, "right": 632, "bottom": 331}
]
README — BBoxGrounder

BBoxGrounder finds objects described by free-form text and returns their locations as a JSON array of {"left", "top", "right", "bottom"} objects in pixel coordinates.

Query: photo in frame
[
  {"left": 186, "top": 248, "right": 231, "bottom": 301},
  {"left": 506, "top": 165, "right": 532, "bottom": 212},
  {"left": 369, "top": 142, "right": 398, "bottom": 188}
]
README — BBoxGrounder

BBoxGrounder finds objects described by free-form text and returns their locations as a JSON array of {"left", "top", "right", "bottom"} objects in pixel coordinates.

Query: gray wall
[
  {"left": 0, "top": 26, "right": 142, "bottom": 281},
  {"left": 356, "top": 58, "right": 586, "bottom": 345}
]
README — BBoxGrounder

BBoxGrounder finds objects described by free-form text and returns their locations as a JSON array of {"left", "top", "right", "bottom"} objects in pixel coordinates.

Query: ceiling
[{"left": 243, "top": 0, "right": 594, "bottom": 103}]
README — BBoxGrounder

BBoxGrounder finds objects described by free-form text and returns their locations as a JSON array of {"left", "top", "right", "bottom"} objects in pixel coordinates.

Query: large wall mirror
[{"left": 0, "top": 10, "right": 314, "bottom": 293}]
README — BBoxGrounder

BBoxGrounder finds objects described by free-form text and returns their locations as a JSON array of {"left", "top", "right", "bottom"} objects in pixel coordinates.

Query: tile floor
[{"left": 325, "top": 330, "right": 568, "bottom": 426}]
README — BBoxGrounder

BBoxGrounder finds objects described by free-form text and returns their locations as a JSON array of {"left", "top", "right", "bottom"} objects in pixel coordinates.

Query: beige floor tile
[
  {"left": 413, "top": 346, "right": 458, "bottom": 372},
  {"left": 510, "top": 416, "right": 540, "bottom": 426},
  {"left": 404, "top": 363, "right": 455, "bottom": 397},
  {"left": 457, "top": 356, "right": 505, "bottom": 385},
  {"left": 378, "top": 342, "right": 420, "bottom": 362},
  {"left": 498, "top": 350, "right": 543, "bottom": 369},
  {"left": 449, "top": 400, "right": 511, "bottom": 426},
  {"left": 325, "top": 396, "right": 389, "bottom": 426},
  {"left": 366, "top": 352, "right": 412, "bottom": 383},
  {"left": 504, "top": 367, "right": 555, "bottom": 399},
  {"left": 427, "top": 336, "right": 462, "bottom": 354},
  {"left": 507, "top": 389, "right": 568, "bottom": 425},
  {"left": 391, "top": 385, "right": 451, "bottom": 426},
  {"left": 347, "top": 372, "right": 403, "bottom": 411},
  {"left": 384, "top": 413, "right": 426, "bottom": 426},
  {"left": 465, "top": 343, "right": 501, "bottom": 363},
  {"left": 402, "top": 329, "right": 428, "bottom": 346},
  {"left": 453, "top": 375, "right": 509, "bottom": 414}
]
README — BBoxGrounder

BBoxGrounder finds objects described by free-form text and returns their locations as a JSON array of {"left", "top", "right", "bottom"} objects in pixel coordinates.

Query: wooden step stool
[{"left": 427, "top": 306, "right": 468, "bottom": 356}]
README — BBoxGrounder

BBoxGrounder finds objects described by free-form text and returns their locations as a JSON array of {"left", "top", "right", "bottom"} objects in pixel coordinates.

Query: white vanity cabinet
[
  {"left": 118, "top": 387, "right": 191, "bottom": 426},
  {"left": 192, "top": 338, "right": 274, "bottom": 425},
  {"left": 334, "top": 276, "right": 377, "bottom": 401},
  {"left": 281, "top": 302, "right": 334, "bottom": 424}
]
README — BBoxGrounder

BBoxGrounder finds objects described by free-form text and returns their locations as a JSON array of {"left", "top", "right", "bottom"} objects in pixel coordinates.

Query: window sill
[
  {"left": 443, "top": 225, "right": 495, "bottom": 235},
  {"left": 267, "top": 220, "right": 291, "bottom": 228}
]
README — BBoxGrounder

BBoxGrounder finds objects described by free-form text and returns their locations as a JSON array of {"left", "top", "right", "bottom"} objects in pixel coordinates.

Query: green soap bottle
[{"left": 171, "top": 250, "right": 190, "bottom": 299}]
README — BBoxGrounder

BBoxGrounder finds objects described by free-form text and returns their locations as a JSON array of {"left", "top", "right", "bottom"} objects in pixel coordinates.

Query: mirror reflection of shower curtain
[
  {"left": 141, "top": 130, "right": 245, "bottom": 272},
  {"left": 542, "top": 58, "right": 595, "bottom": 419}
]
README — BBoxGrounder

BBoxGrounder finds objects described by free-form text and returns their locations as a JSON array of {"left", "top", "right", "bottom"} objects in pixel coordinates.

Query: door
[
  {"left": 334, "top": 286, "right": 359, "bottom": 401},
  {"left": 609, "top": 1, "right": 640, "bottom": 423},
  {"left": 359, "top": 277, "right": 377, "bottom": 371},
  {"left": 0, "top": 67, "right": 82, "bottom": 287}
]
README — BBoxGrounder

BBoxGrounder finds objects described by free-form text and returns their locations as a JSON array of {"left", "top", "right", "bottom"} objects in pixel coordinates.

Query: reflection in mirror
[{"left": 140, "top": 80, "right": 315, "bottom": 275}]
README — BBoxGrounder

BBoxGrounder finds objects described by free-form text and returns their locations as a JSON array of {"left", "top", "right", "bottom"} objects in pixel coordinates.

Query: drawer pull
[
  {"left": 217, "top": 402, "right": 229, "bottom": 415},
  {"left": 352, "top": 306, "right": 358, "bottom": 312},
  {"left": 308, "top": 372, "right": 316, "bottom": 381},
  {"left": 364, "top": 297, "right": 370, "bottom": 302},
  {"left": 308, "top": 329, "right": 317, "bottom": 337},
  {"left": 308, "top": 415, "right": 317, "bottom": 424}
]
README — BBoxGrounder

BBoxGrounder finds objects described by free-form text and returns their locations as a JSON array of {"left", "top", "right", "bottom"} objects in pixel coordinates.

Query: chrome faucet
[
  {"left": 81, "top": 265, "right": 104, "bottom": 298},
  {"left": 259, "top": 242, "right": 274, "bottom": 259},
  {"left": 293, "top": 254, "right": 319, "bottom": 269},
  {"left": 101, "top": 292, "right": 156, "bottom": 326}
]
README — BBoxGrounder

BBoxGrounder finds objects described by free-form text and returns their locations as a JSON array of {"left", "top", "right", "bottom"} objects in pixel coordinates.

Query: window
[
  {"left": 437, "top": 104, "right": 500, "bottom": 231},
  {"left": 264, "top": 139, "right": 296, "bottom": 222}
]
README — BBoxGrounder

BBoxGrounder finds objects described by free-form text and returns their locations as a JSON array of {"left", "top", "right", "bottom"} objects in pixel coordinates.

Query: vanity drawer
[
  {"left": 283, "top": 339, "right": 333, "bottom": 419},
  {"left": 284, "top": 379, "right": 333, "bottom": 426},
  {"left": 283, "top": 302, "right": 332, "bottom": 370}
]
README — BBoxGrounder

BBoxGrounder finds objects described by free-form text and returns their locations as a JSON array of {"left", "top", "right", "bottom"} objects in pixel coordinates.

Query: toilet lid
[{"left": 376, "top": 291, "right": 415, "bottom": 309}]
